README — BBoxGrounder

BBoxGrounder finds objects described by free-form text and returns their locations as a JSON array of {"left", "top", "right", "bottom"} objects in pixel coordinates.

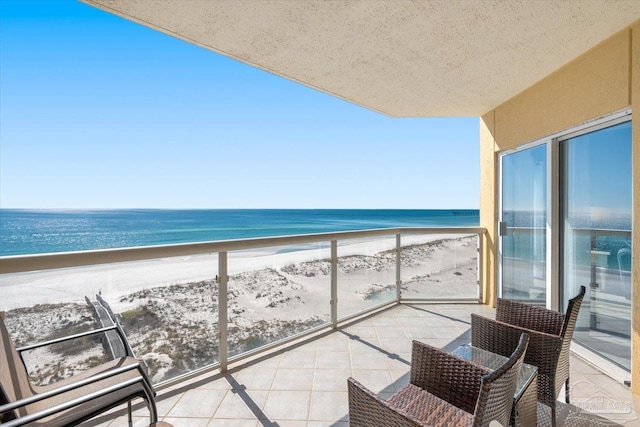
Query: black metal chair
[{"left": 0, "top": 315, "right": 169, "bottom": 427}]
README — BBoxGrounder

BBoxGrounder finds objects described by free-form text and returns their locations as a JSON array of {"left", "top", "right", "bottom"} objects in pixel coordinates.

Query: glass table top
[{"left": 452, "top": 344, "right": 537, "bottom": 399}]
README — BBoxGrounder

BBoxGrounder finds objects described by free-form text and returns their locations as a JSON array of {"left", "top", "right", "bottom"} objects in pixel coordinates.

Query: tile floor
[{"left": 89, "top": 303, "right": 640, "bottom": 427}]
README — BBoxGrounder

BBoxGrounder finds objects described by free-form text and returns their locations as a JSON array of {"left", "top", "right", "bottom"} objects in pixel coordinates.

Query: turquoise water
[{"left": 0, "top": 209, "right": 479, "bottom": 256}]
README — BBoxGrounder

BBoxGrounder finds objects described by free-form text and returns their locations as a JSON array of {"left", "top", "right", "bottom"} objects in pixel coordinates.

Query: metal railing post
[
  {"left": 331, "top": 240, "right": 338, "bottom": 329},
  {"left": 478, "top": 232, "right": 484, "bottom": 302},
  {"left": 218, "top": 251, "right": 228, "bottom": 372},
  {"left": 396, "top": 234, "right": 402, "bottom": 302}
]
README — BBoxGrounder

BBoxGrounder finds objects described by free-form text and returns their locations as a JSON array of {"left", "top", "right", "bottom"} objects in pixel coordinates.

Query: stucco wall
[{"left": 480, "top": 21, "right": 638, "bottom": 396}]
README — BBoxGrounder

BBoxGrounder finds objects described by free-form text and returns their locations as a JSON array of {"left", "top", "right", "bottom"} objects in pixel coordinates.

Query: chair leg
[
  {"left": 565, "top": 378, "right": 571, "bottom": 404},
  {"left": 128, "top": 401, "right": 133, "bottom": 427},
  {"left": 551, "top": 403, "right": 557, "bottom": 427},
  {"left": 147, "top": 395, "right": 159, "bottom": 426}
]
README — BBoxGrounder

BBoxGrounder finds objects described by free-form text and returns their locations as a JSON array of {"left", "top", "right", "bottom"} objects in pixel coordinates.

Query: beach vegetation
[{"left": 4, "top": 236, "right": 478, "bottom": 384}]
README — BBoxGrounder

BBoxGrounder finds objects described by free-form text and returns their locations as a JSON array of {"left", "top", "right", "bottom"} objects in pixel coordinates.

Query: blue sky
[{"left": 0, "top": 0, "right": 480, "bottom": 209}]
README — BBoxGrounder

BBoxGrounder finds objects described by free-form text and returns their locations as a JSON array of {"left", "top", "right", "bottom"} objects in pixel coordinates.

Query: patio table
[{"left": 453, "top": 344, "right": 538, "bottom": 427}]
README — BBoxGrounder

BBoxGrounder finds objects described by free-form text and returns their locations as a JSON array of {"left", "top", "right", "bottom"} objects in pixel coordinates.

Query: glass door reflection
[
  {"left": 500, "top": 144, "right": 547, "bottom": 304},
  {"left": 561, "top": 120, "right": 632, "bottom": 371}
]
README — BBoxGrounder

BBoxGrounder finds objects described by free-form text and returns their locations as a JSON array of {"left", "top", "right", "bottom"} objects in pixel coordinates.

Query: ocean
[{"left": 0, "top": 209, "right": 479, "bottom": 256}]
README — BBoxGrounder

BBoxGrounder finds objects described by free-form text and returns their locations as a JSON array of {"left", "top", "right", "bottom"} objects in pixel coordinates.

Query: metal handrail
[{"left": 0, "top": 226, "right": 485, "bottom": 274}]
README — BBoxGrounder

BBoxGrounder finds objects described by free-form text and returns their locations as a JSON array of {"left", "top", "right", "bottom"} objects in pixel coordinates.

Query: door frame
[{"left": 497, "top": 108, "right": 632, "bottom": 380}]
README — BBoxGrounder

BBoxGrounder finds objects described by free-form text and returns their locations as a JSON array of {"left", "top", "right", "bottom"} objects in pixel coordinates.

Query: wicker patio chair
[
  {"left": 470, "top": 286, "right": 586, "bottom": 427},
  {"left": 0, "top": 315, "right": 169, "bottom": 427},
  {"left": 348, "top": 334, "right": 529, "bottom": 427}
]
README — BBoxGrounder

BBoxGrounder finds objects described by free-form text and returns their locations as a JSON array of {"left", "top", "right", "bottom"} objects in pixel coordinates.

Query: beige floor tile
[
  {"left": 166, "top": 389, "right": 227, "bottom": 418},
  {"left": 271, "top": 368, "right": 314, "bottom": 391},
  {"left": 401, "top": 324, "right": 438, "bottom": 339},
  {"left": 317, "top": 337, "right": 350, "bottom": 352},
  {"left": 101, "top": 416, "right": 152, "bottom": 427},
  {"left": 193, "top": 375, "right": 233, "bottom": 391},
  {"left": 377, "top": 337, "right": 412, "bottom": 353},
  {"left": 385, "top": 352, "right": 410, "bottom": 370},
  {"left": 427, "top": 338, "right": 456, "bottom": 349},
  {"left": 432, "top": 326, "right": 464, "bottom": 340},
  {"left": 207, "top": 419, "right": 258, "bottom": 427},
  {"left": 234, "top": 367, "right": 278, "bottom": 390},
  {"left": 371, "top": 316, "right": 400, "bottom": 327},
  {"left": 349, "top": 351, "right": 389, "bottom": 370},
  {"left": 289, "top": 340, "right": 319, "bottom": 352},
  {"left": 309, "top": 391, "right": 348, "bottom": 421},
  {"left": 309, "top": 422, "right": 349, "bottom": 427},
  {"left": 273, "top": 421, "right": 308, "bottom": 427},
  {"left": 263, "top": 390, "right": 311, "bottom": 420},
  {"left": 347, "top": 336, "right": 381, "bottom": 353},
  {"left": 313, "top": 368, "right": 352, "bottom": 392},
  {"left": 281, "top": 350, "right": 317, "bottom": 369},
  {"left": 315, "top": 351, "right": 350, "bottom": 369},
  {"left": 376, "top": 325, "right": 407, "bottom": 338},
  {"left": 571, "top": 374, "right": 632, "bottom": 400},
  {"left": 245, "top": 353, "right": 283, "bottom": 369},
  {"left": 349, "top": 317, "right": 374, "bottom": 327},
  {"left": 155, "top": 393, "right": 183, "bottom": 417},
  {"left": 419, "top": 316, "right": 458, "bottom": 327},
  {"left": 390, "top": 305, "right": 422, "bottom": 318},
  {"left": 342, "top": 325, "right": 377, "bottom": 338},
  {"left": 161, "top": 417, "right": 211, "bottom": 427},
  {"left": 214, "top": 389, "right": 266, "bottom": 419}
]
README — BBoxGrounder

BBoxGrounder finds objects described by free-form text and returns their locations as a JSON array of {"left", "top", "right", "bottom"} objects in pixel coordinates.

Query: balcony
[
  {"left": 1, "top": 228, "right": 638, "bottom": 426},
  {"left": 81, "top": 303, "right": 636, "bottom": 427}
]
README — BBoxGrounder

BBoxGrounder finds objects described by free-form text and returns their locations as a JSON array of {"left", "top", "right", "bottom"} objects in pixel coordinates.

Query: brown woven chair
[
  {"left": 348, "top": 334, "right": 529, "bottom": 427},
  {"left": 0, "top": 315, "right": 169, "bottom": 427},
  {"left": 470, "top": 286, "right": 585, "bottom": 427}
]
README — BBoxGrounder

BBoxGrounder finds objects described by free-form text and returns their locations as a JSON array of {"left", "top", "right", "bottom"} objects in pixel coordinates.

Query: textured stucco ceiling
[{"left": 82, "top": 0, "right": 640, "bottom": 117}]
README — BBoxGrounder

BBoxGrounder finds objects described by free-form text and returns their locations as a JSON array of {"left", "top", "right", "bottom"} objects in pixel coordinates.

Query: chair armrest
[
  {"left": 348, "top": 378, "right": 422, "bottom": 427},
  {"left": 471, "top": 314, "right": 561, "bottom": 382},
  {"left": 16, "top": 325, "right": 120, "bottom": 353},
  {"left": 409, "top": 340, "right": 487, "bottom": 415},
  {"left": 0, "top": 361, "right": 148, "bottom": 414},
  {"left": 16, "top": 324, "right": 136, "bottom": 372},
  {"left": 0, "top": 362, "right": 154, "bottom": 427},
  {"left": 495, "top": 299, "right": 564, "bottom": 335}
]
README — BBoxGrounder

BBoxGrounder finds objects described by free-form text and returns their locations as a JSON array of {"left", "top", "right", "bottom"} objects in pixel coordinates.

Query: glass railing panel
[
  {"left": 0, "top": 253, "right": 219, "bottom": 385},
  {"left": 400, "top": 233, "right": 479, "bottom": 299},
  {"left": 226, "top": 243, "right": 331, "bottom": 358},
  {"left": 336, "top": 235, "right": 398, "bottom": 319}
]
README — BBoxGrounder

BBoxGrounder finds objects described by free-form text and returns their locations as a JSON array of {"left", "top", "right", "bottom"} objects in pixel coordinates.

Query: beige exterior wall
[
  {"left": 479, "top": 113, "right": 497, "bottom": 306},
  {"left": 480, "top": 21, "right": 639, "bottom": 397}
]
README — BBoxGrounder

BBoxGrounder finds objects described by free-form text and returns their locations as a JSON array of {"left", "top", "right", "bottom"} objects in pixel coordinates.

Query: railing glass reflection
[{"left": 0, "top": 227, "right": 483, "bottom": 386}]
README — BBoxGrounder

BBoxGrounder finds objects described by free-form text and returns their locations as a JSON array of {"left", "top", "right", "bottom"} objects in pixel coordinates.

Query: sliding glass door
[
  {"left": 500, "top": 144, "right": 547, "bottom": 303},
  {"left": 499, "top": 114, "right": 632, "bottom": 375},
  {"left": 561, "top": 120, "right": 632, "bottom": 370}
]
